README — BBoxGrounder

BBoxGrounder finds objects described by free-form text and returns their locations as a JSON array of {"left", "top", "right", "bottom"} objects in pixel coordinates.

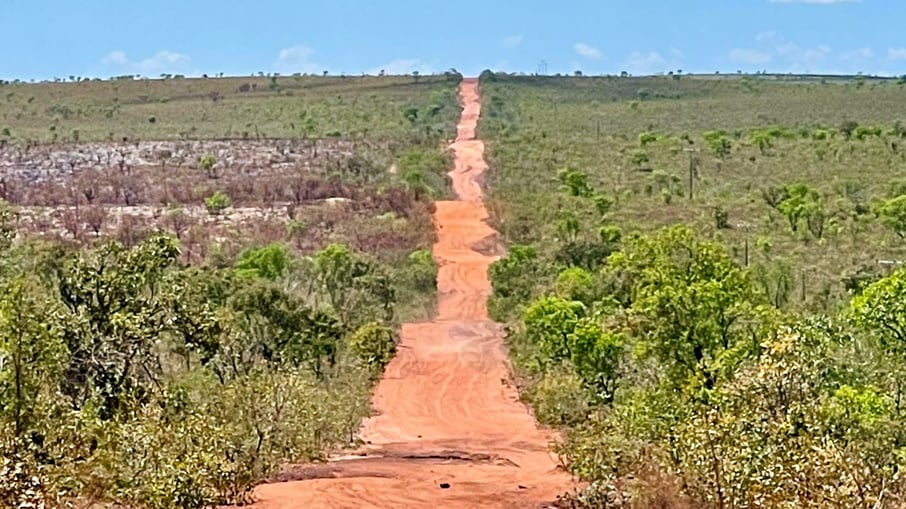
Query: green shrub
[
  {"left": 348, "top": 321, "right": 397, "bottom": 373},
  {"left": 235, "top": 243, "right": 292, "bottom": 280},
  {"left": 204, "top": 191, "right": 231, "bottom": 216}
]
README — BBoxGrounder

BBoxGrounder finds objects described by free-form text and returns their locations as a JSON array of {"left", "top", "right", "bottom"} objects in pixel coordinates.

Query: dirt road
[{"left": 250, "top": 79, "right": 572, "bottom": 508}]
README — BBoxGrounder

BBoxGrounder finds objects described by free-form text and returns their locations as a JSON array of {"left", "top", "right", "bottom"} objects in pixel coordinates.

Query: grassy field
[
  {"left": 481, "top": 73, "right": 906, "bottom": 312},
  {"left": 0, "top": 74, "right": 461, "bottom": 143}
]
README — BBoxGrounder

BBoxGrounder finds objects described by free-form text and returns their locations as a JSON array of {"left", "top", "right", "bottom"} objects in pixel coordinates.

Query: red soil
[{"left": 247, "top": 79, "right": 573, "bottom": 508}]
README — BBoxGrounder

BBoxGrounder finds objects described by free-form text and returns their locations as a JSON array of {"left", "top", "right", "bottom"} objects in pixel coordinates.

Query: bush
[
  {"left": 348, "top": 321, "right": 397, "bottom": 373},
  {"left": 204, "top": 191, "right": 231, "bottom": 216},
  {"left": 235, "top": 243, "right": 292, "bottom": 280}
]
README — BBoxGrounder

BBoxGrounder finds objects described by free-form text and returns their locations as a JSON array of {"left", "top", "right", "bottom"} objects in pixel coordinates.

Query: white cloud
[
  {"left": 275, "top": 45, "right": 322, "bottom": 74},
  {"left": 492, "top": 60, "right": 511, "bottom": 71},
  {"left": 574, "top": 43, "right": 603, "bottom": 60},
  {"left": 888, "top": 48, "right": 906, "bottom": 61},
  {"left": 729, "top": 49, "right": 773, "bottom": 65},
  {"left": 769, "top": 0, "right": 860, "bottom": 4},
  {"left": 503, "top": 35, "right": 523, "bottom": 48},
  {"left": 840, "top": 47, "right": 875, "bottom": 61},
  {"left": 367, "top": 59, "right": 433, "bottom": 75},
  {"left": 623, "top": 50, "right": 683, "bottom": 74},
  {"left": 736, "top": 34, "right": 831, "bottom": 71},
  {"left": 775, "top": 42, "right": 831, "bottom": 63},
  {"left": 103, "top": 51, "right": 129, "bottom": 66},
  {"left": 101, "top": 50, "right": 191, "bottom": 76}
]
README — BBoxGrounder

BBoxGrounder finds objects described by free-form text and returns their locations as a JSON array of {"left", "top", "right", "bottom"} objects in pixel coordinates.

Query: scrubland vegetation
[
  {"left": 481, "top": 72, "right": 906, "bottom": 508},
  {"left": 0, "top": 73, "right": 460, "bottom": 508}
]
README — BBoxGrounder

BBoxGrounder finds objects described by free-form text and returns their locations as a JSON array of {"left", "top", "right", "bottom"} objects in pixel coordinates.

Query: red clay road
[{"left": 247, "top": 78, "right": 573, "bottom": 509}]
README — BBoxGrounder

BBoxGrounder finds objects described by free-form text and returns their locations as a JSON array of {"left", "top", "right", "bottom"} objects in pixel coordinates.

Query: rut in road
[{"left": 250, "top": 79, "right": 573, "bottom": 508}]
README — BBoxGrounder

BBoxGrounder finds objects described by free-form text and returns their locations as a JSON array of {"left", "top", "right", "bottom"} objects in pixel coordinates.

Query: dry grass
[
  {"left": 480, "top": 73, "right": 906, "bottom": 311},
  {"left": 0, "top": 74, "right": 461, "bottom": 142}
]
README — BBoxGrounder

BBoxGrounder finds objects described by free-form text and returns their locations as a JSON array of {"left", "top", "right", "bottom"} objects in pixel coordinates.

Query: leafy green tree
[
  {"left": 875, "top": 195, "right": 906, "bottom": 239},
  {"left": 592, "top": 193, "right": 614, "bottom": 218},
  {"left": 402, "top": 106, "right": 419, "bottom": 124},
  {"left": 489, "top": 244, "right": 542, "bottom": 320},
  {"left": 567, "top": 318, "right": 624, "bottom": 403},
  {"left": 555, "top": 267, "right": 596, "bottom": 304},
  {"left": 558, "top": 168, "right": 594, "bottom": 197},
  {"left": 703, "top": 130, "right": 732, "bottom": 158},
  {"left": 406, "top": 249, "right": 436, "bottom": 293},
  {"left": 630, "top": 150, "right": 650, "bottom": 168},
  {"left": 225, "top": 281, "right": 342, "bottom": 378},
  {"left": 311, "top": 244, "right": 394, "bottom": 326},
  {"left": 522, "top": 296, "right": 586, "bottom": 363},
  {"left": 0, "top": 278, "right": 64, "bottom": 437},
  {"left": 605, "top": 226, "right": 760, "bottom": 389},
  {"left": 166, "top": 268, "right": 229, "bottom": 371},
  {"left": 753, "top": 259, "right": 794, "bottom": 309},
  {"left": 851, "top": 269, "right": 906, "bottom": 356},
  {"left": 777, "top": 183, "right": 825, "bottom": 236},
  {"left": 235, "top": 243, "right": 292, "bottom": 280},
  {"left": 57, "top": 234, "right": 181, "bottom": 418}
]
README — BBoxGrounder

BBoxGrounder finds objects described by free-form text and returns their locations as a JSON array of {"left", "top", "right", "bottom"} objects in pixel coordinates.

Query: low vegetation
[
  {"left": 481, "top": 72, "right": 906, "bottom": 507},
  {"left": 0, "top": 73, "right": 460, "bottom": 508}
]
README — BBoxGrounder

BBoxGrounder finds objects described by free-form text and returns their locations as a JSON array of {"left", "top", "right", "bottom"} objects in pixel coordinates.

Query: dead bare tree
[
  {"left": 83, "top": 205, "right": 107, "bottom": 236},
  {"left": 163, "top": 208, "right": 191, "bottom": 240}
]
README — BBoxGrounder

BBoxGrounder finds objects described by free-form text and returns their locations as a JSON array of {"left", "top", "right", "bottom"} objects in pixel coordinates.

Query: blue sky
[{"left": 2, "top": 0, "right": 904, "bottom": 80}]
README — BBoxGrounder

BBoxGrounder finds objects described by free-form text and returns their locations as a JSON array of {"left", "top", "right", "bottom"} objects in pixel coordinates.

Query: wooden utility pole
[{"left": 684, "top": 147, "right": 700, "bottom": 200}]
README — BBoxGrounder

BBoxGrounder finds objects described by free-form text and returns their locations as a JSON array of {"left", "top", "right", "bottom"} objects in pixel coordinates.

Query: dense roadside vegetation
[
  {"left": 481, "top": 72, "right": 906, "bottom": 507},
  {"left": 0, "top": 74, "right": 459, "bottom": 508}
]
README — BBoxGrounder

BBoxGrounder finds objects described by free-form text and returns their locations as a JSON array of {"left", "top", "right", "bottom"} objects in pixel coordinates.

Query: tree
[
  {"left": 165, "top": 268, "right": 227, "bottom": 371},
  {"left": 489, "top": 244, "right": 542, "bottom": 320},
  {"left": 593, "top": 194, "right": 615, "bottom": 218},
  {"left": 851, "top": 269, "right": 906, "bottom": 356},
  {"left": 558, "top": 168, "right": 594, "bottom": 197},
  {"left": 225, "top": 280, "right": 342, "bottom": 378},
  {"left": 310, "top": 244, "right": 394, "bottom": 326},
  {"left": 57, "top": 235, "right": 181, "bottom": 418},
  {"left": 555, "top": 267, "right": 596, "bottom": 304},
  {"left": 235, "top": 243, "right": 292, "bottom": 280},
  {"left": 0, "top": 279, "right": 64, "bottom": 437},
  {"left": 840, "top": 120, "right": 859, "bottom": 140},
  {"left": 523, "top": 296, "right": 586, "bottom": 362},
  {"left": 875, "top": 195, "right": 906, "bottom": 239},
  {"left": 567, "top": 318, "right": 624, "bottom": 403},
  {"left": 604, "top": 226, "right": 761, "bottom": 389},
  {"left": 777, "top": 183, "right": 825, "bottom": 236}
]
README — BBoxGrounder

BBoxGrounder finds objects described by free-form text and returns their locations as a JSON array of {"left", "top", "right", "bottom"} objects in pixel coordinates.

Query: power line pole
[
  {"left": 538, "top": 60, "right": 548, "bottom": 75},
  {"left": 684, "top": 147, "right": 700, "bottom": 200}
]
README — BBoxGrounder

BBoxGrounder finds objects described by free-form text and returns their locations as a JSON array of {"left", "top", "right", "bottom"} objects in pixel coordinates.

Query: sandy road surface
[{"left": 247, "top": 79, "right": 572, "bottom": 509}]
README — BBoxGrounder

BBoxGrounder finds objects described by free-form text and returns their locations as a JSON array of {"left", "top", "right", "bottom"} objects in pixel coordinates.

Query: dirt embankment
[{"left": 247, "top": 79, "right": 573, "bottom": 508}]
